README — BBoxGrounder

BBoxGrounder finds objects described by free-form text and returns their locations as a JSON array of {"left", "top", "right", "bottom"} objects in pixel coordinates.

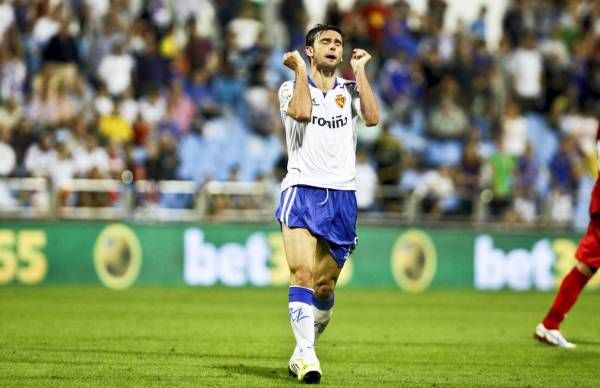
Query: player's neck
[{"left": 310, "top": 66, "right": 337, "bottom": 93}]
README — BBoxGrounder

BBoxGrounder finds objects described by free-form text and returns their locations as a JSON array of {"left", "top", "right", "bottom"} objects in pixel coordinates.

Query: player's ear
[{"left": 305, "top": 46, "right": 313, "bottom": 59}]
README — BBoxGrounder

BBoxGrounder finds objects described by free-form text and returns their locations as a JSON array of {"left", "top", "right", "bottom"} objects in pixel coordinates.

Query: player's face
[{"left": 307, "top": 30, "right": 343, "bottom": 69}]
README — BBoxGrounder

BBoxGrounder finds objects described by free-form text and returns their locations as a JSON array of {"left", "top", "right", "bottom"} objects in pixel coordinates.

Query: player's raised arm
[
  {"left": 283, "top": 50, "right": 312, "bottom": 122},
  {"left": 351, "top": 48, "right": 379, "bottom": 126}
]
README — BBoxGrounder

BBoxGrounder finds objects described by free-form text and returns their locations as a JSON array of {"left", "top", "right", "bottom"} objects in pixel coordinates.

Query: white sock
[
  {"left": 312, "top": 293, "right": 335, "bottom": 342},
  {"left": 288, "top": 287, "right": 316, "bottom": 359},
  {"left": 313, "top": 306, "right": 333, "bottom": 341}
]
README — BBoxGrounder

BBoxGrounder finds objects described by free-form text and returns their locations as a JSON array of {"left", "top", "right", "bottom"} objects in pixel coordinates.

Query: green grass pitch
[{"left": 1, "top": 287, "right": 599, "bottom": 387}]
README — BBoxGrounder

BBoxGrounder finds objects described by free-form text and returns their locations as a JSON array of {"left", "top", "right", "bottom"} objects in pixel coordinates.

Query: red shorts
[{"left": 575, "top": 220, "right": 600, "bottom": 268}]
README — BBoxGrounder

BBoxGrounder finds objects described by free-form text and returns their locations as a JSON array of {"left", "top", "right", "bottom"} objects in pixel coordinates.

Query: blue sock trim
[
  {"left": 312, "top": 293, "right": 334, "bottom": 310},
  {"left": 288, "top": 286, "right": 313, "bottom": 305}
]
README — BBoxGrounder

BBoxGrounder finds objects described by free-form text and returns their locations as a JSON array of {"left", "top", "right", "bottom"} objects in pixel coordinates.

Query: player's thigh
[
  {"left": 281, "top": 224, "right": 318, "bottom": 271},
  {"left": 313, "top": 239, "right": 342, "bottom": 298}
]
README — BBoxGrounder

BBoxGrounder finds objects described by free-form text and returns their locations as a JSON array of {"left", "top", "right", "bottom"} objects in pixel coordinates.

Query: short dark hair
[{"left": 305, "top": 24, "right": 344, "bottom": 47}]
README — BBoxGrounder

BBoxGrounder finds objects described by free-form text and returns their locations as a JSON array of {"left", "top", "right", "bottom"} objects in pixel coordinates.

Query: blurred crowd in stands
[{"left": 0, "top": 0, "right": 598, "bottom": 225}]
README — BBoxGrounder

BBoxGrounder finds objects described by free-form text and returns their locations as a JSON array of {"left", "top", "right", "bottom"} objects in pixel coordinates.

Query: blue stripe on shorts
[{"left": 275, "top": 185, "right": 358, "bottom": 267}]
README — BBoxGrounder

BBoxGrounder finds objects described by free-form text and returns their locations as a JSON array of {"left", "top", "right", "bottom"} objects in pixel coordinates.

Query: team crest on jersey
[{"left": 335, "top": 94, "right": 345, "bottom": 108}]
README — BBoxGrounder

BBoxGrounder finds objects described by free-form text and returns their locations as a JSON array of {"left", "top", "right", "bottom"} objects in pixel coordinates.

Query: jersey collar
[{"left": 308, "top": 77, "right": 339, "bottom": 97}]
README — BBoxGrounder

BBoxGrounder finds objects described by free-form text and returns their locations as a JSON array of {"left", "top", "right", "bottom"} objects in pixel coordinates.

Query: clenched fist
[
  {"left": 350, "top": 49, "right": 372, "bottom": 72},
  {"left": 283, "top": 50, "right": 306, "bottom": 72}
]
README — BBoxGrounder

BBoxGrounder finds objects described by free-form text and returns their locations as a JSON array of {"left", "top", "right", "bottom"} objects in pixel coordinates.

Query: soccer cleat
[
  {"left": 534, "top": 323, "right": 576, "bottom": 348},
  {"left": 288, "top": 357, "right": 322, "bottom": 384}
]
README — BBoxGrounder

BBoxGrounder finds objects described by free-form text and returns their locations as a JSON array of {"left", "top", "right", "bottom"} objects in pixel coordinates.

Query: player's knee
[
  {"left": 314, "top": 281, "right": 335, "bottom": 300},
  {"left": 576, "top": 261, "right": 597, "bottom": 277},
  {"left": 290, "top": 266, "right": 313, "bottom": 287}
]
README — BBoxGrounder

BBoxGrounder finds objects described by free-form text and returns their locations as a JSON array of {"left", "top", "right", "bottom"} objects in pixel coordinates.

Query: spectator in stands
[
  {"left": 514, "top": 143, "right": 539, "bottom": 223},
  {"left": 0, "top": 96, "right": 22, "bottom": 131},
  {"left": 73, "top": 133, "right": 109, "bottom": 178},
  {"left": 540, "top": 25, "right": 570, "bottom": 67},
  {"left": 0, "top": 0, "right": 14, "bottom": 41},
  {"left": 468, "top": 73, "right": 496, "bottom": 139},
  {"left": 8, "top": 117, "right": 34, "bottom": 177},
  {"left": 212, "top": 60, "right": 246, "bottom": 115},
  {"left": 548, "top": 135, "right": 581, "bottom": 223},
  {"left": 0, "top": 125, "right": 15, "bottom": 176},
  {"left": 132, "top": 113, "right": 153, "bottom": 147},
  {"left": 451, "top": 38, "right": 477, "bottom": 102},
  {"left": 372, "top": 122, "right": 404, "bottom": 187},
  {"left": 508, "top": 33, "right": 542, "bottom": 112},
  {"left": 118, "top": 88, "right": 139, "bottom": 125},
  {"left": 244, "top": 67, "right": 278, "bottom": 136},
  {"left": 46, "top": 81, "right": 76, "bottom": 127},
  {"left": 51, "top": 137, "right": 77, "bottom": 207},
  {"left": 31, "top": 3, "right": 60, "bottom": 47},
  {"left": 361, "top": 0, "right": 391, "bottom": 51},
  {"left": 550, "top": 135, "right": 581, "bottom": 197},
  {"left": 93, "top": 82, "right": 114, "bottom": 116},
  {"left": 99, "top": 105, "right": 133, "bottom": 144},
  {"left": 482, "top": 138, "right": 516, "bottom": 221},
  {"left": 559, "top": 104, "right": 598, "bottom": 158},
  {"left": 412, "top": 164, "right": 458, "bottom": 220},
  {"left": 24, "top": 130, "right": 56, "bottom": 179},
  {"left": 0, "top": 36, "right": 26, "bottom": 102},
  {"left": 501, "top": 100, "right": 528, "bottom": 157},
  {"left": 98, "top": 40, "right": 134, "bottom": 97},
  {"left": 145, "top": 134, "right": 179, "bottom": 181},
  {"left": 89, "top": 11, "right": 125, "bottom": 73},
  {"left": 428, "top": 94, "right": 468, "bottom": 140},
  {"left": 0, "top": 126, "right": 16, "bottom": 206},
  {"left": 502, "top": 0, "right": 534, "bottom": 48},
  {"left": 166, "top": 79, "right": 196, "bottom": 136},
  {"left": 543, "top": 51, "right": 571, "bottom": 113},
  {"left": 185, "top": 68, "right": 218, "bottom": 117},
  {"left": 227, "top": 1, "right": 263, "bottom": 52},
  {"left": 184, "top": 17, "right": 218, "bottom": 76},
  {"left": 455, "top": 137, "right": 483, "bottom": 216},
  {"left": 42, "top": 19, "right": 79, "bottom": 91},
  {"left": 133, "top": 35, "right": 166, "bottom": 97},
  {"left": 382, "top": 1, "right": 417, "bottom": 58},
  {"left": 356, "top": 147, "right": 378, "bottom": 212},
  {"left": 279, "top": 0, "right": 307, "bottom": 51},
  {"left": 470, "top": 6, "right": 487, "bottom": 42},
  {"left": 378, "top": 50, "right": 418, "bottom": 121},
  {"left": 139, "top": 87, "right": 167, "bottom": 127},
  {"left": 105, "top": 140, "right": 126, "bottom": 179}
]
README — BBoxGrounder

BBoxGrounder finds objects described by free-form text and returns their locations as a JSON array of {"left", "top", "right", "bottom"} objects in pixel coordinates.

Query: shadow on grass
[
  {"left": 16, "top": 347, "right": 280, "bottom": 361},
  {"left": 569, "top": 339, "right": 600, "bottom": 346},
  {"left": 218, "top": 364, "right": 290, "bottom": 382}
]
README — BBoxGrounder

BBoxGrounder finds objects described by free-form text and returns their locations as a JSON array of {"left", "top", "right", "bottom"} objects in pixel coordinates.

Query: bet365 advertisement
[{"left": 0, "top": 221, "right": 596, "bottom": 292}]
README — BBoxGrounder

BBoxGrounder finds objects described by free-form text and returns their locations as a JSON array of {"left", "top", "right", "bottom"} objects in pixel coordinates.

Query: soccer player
[
  {"left": 276, "top": 24, "right": 379, "bottom": 383},
  {"left": 534, "top": 122, "right": 600, "bottom": 348}
]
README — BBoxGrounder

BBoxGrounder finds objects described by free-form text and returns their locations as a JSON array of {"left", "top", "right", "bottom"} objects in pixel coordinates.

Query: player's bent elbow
[
  {"left": 364, "top": 117, "right": 379, "bottom": 127},
  {"left": 288, "top": 111, "right": 311, "bottom": 122}
]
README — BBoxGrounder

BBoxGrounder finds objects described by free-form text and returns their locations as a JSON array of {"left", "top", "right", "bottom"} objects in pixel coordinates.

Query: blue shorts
[{"left": 275, "top": 185, "right": 358, "bottom": 267}]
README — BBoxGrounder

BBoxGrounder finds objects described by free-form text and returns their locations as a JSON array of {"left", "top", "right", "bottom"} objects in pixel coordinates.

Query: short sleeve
[
  {"left": 278, "top": 80, "right": 294, "bottom": 116},
  {"left": 345, "top": 81, "right": 361, "bottom": 119}
]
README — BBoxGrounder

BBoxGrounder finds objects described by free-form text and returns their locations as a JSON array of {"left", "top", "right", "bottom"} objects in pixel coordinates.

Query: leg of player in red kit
[
  {"left": 534, "top": 221, "right": 600, "bottom": 348},
  {"left": 535, "top": 262, "right": 597, "bottom": 348}
]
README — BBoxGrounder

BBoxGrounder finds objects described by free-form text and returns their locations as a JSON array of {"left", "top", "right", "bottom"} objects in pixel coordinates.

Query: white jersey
[{"left": 278, "top": 77, "right": 360, "bottom": 191}]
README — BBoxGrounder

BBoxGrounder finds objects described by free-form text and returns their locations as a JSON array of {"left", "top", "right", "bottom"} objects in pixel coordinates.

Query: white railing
[
  {"left": 0, "top": 177, "right": 574, "bottom": 227},
  {"left": 0, "top": 177, "right": 50, "bottom": 218},
  {"left": 0, "top": 177, "right": 277, "bottom": 222}
]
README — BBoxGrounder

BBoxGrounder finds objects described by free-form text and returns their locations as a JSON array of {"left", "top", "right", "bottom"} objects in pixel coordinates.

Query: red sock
[{"left": 542, "top": 267, "right": 590, "bottom": 330}]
